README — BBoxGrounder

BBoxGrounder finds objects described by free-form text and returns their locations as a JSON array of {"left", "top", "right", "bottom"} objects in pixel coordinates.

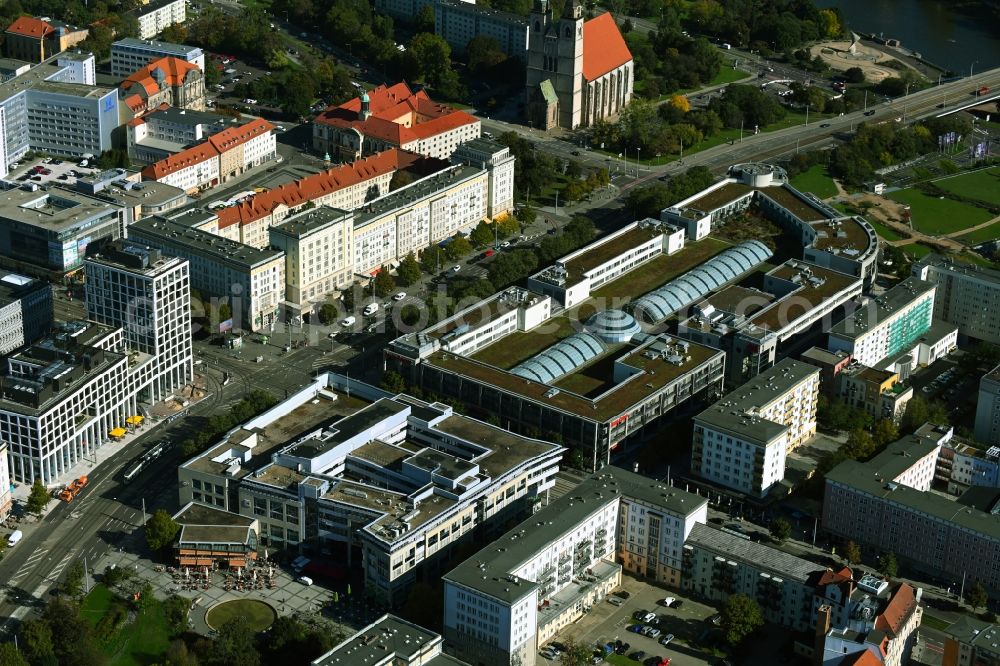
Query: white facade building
[
  {"left": 0, "top": 272, "right": 52, "bottom": 356},
  {"left": 111, "top": 38, "right": 205, "bottom": 77},
  {"left": 975, "top": 364, "right": 1000, "bottom": 447},
  {"left": 912, "top": 254, "right": 1000, "bottom": 345},
  {"left": 135, "top": 0, "right": 187, "bottom": 40},
  {"left": 692, "top": 359, "right": 820, "bottom": 497},
  {"left": 0, "top": 441, "right": 10, "bottom": 521},
  {"left": 451, "top": 138, "right": 516, "bottom": 220}
]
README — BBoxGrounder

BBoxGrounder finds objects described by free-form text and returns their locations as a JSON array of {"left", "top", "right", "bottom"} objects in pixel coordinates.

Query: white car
[
  {"left": 451, "top": 265, "right": 461, "bottom": 272},
  {"left": 662, "top": 597, "right": 676, "bottom": 607},
  {"left": 393, "top": 292, "right": 406, "bottom": 301},
  {"left": 244, "top": 98, "right": 258, "bottom": 104},
  {"left": 660, "top": 634, "right": 674, "bottom": 646},
  {"left": 500, "top": 241, "right": 510, "bottom": 248}
]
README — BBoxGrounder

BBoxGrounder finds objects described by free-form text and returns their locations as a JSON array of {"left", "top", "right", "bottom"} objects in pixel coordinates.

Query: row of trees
[
  {"left": 625, "top": 165, "right": 717, "bottom": 218},
  {"left": 686, "top": 0, "right": 844, "bottom": 54},
  {"left": 179, "top": 390, "right": 277, "bottom": 458},
  {"left": 626, "top": 28, "right": 723, "bottom": 100}
]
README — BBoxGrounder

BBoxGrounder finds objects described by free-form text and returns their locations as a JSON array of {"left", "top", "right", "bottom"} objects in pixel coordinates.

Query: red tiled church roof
[
  {"left": 5, "top": 16, "right": 55, "bottom": 38},
  {"left": 582, "top": 12, "right": 633, "bottom": 80}
]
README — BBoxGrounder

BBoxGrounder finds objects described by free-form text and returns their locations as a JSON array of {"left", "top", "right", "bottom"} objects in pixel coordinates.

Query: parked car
[
  {"left": 615, "top": 642, "right": 630, "bottom": 655},
  {"left": 612, "top": 590, "right": 631, "bottom": 599},
  {"left": 629, "top": 651, "right": 646, "bottom": 661},
  {"left": 627, "top": 624, "right": 644, "bottom": 633},
  {"left": 393, "top": 292, "right": 406, "bottom": 301},
  {"left": 608, "top": 597, "right": 624, "bottom": 606},
  {"left": 660, "top": 634, "right": 674, "bottom": 646},
  {"left": 661, "top": 597, "right": 676, "bottom": 607}
]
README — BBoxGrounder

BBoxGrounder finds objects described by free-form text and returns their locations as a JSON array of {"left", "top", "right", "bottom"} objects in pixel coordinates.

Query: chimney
[{"left": 813, "top": 604, "right": 832, "bottom": 666}]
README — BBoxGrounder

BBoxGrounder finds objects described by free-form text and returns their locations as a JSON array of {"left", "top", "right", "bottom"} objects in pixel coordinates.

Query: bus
[{"left": 123, "top": 459, "right": 147, "bottom": 484}]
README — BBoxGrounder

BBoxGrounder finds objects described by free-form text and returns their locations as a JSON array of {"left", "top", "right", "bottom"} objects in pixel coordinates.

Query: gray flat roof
[
  {"left": 85, "top": 240, "right": 186, "bottom": 276},
  {"left": 313, "top": 614, "right": 445, "bottom": 665},
  {"left": 944, "top": 616, "right": 1000, "bottom": 658},
  {"left": 113, "top": 38, "right": 203, "bottom": 57},
  {"left": 130, "top": 216, "right": 283, "bottom": 270},
  {"left": 272, "top": 206, "right": 352, "bottom": 239},
  {"left": 284, "top": 398, "right": 408, "bottom": 459},
  {"left": 686, "top": 522, "right": 819, "bottom": 583},
  {"left": 0, "top": 271, "right": 46, "bottom": 305},
  {"left": 33, "top": 80, "right": 113, "bottom": 98},
  {"left": 0, "top": 185, "right": 121, "bottom": 232},
  {"left": 830, "top": 278, "right": 935, "bottom": 339},
  {"left": 143, "top": 105, "right": 227, "bottom": 127},
  {"left": 94, "top": 181, "right": 188, "bottom": 209},
  {"left": 353, "top": 166, "right": 481, "bottom": 229},
  {"left": 921, "top": 252, "right": 1000, "bottom": 282},
  {"left": 694, "top": 358, "right": 819, "bottom": 443},
  {"left": 444, "top": 466, "right": 707, "bottom": 604}
]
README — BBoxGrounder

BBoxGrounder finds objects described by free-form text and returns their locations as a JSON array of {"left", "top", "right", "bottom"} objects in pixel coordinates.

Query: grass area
[
  {"left": 922, "top": 613, "right": 951, "bottom": 631},
  {"left": 82, "top": 585, "right": 173, "bottom": 666},
  {"left": 935, "top": 167, "right": 1000, "bottom": 206},
  {"left": 241, "top": 0, "right": 272, "bottom": 9},
  {"left": 888, "top": 189, "right": 994, "bottom": 235},
  {"left": 790, "top": 165, "right": 838, "bottom": 199},
  {"left": 953, "top": 252, "right": 998, "bottom": 268},
  {"left": 205, "top": 599, "right": 276, "bottom": 633},
  {"left": 591, "top": 237, "right": 732, "bottom": 300},
  {"left": 867, "top": 219, "right": 906, "bottom": 242},
  {"left": 472, "top": 315, "right": 578, "bottom": 368},
  {"left": 902, "top": 243, "right": 933, "bottom": 258},
  {"left": 606, "top": 654, "right": 640, "bottom": 665},
  {"left": 957, "top": 219, "right": 1000, "bottom": 245}
]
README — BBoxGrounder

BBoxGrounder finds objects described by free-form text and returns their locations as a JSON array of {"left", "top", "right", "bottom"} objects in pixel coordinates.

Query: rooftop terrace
[
  {"left": 562, "top": 225, "right": 663, "bottom": 285},
  {"left": 758, "top": 186, "right": 831, "bottom": 222},
  {"left": 685, "top": 182, "right": 753, "bottom": 213}
]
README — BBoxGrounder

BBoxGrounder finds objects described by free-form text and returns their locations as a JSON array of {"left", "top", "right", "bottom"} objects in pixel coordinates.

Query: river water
[{"left": 814, "top": 0, "right": 1000, "bottom": 74}]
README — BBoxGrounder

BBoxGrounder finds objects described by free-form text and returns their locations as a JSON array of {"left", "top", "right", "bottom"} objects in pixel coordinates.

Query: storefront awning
[
  {"left": 126, "top": 415, "right": 144, "bottom": 425},
  {"left": 229, "top": 559, "right": 247, "bottom": 568},
  {"left": 109, "top": 427, "right": 127, "bottom": 438}
]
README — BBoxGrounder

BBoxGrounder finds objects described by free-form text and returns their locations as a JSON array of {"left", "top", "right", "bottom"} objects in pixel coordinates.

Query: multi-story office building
[
  {"left": 120, "top": 56, "right": 205, "bottom": 112},
  {"left": 313, "top": 82, "right": 480, "bottom": 161},
  {"left": 313, "top": 614, "right": 470, "bottom": 666},
  {"left": 836, "top": 362, "right": 913, "bottom": 424},
  {"left": 126, "top": 106, "right": 229, "bottom": 165},
  {"left": 912, "top": 254, "right": 1000, "bottom": 345},
  {"left": 4, "top": 17, "right": 89, "bottom": 63},
  {"left": 178, "top": 373, "right": 563, "bottom": 606},
  {"left": 442, "top": 467, "right": 708, "bottom": 666},
  {"left": 435, "top": 0, "right": 528, "bottom": 56},
  {"left": 0, "top": 56, "right": 118, "bottom": 163},
  {"left": 0, "top": 184, "right": 126, "bottom": 276},
  {"left": 975, "top": 364, "right": 1000, "bottom": 446},
  {"left": 129, "top": 214, "right": 284, "bottom": 331},
  {"left": 84, "top": 241, "right": 192, "bottom": 402},
  {"left": 76, "top": 172, "right": 188, "bottom": 224},
  {"left": 823, "top": 431, "right": 1000, "bottom": 594},
  {"left": 268, "top": 207, "right": 354, "bottom": 319},
  {"left": 111, "top": 38, "right": 205, "bottom": 78},
  {"left": 691, "top": 359, "right": 820, "bottom": 497},
  {"left": 827, "top": 278, "right": 936, "bottom": 367},
  {"left": 135, "top": 0, "right": 187, "bottom": 40},
  {"left": 942, "top": 616, "right": 1000, "bottom": 666},
  {"left": 0, "top": 271, "right": 52, "bottom": 355}
]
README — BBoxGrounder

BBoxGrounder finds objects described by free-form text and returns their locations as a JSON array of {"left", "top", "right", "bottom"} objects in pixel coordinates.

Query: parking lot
[
  {"left": 546, "top": 575, "right": 725, "bottom": 666},
  {"left": 7, "top": 156, "right": 99, "bottom": 186}
]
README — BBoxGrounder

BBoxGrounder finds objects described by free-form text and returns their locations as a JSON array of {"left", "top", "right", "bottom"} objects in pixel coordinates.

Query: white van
[
  {"left": 363, "top": 302, "right": 379, "bottom": 317},
  {"left": 340, "top": 316, "right": 356, "bottom": 327},
  {"left": 722, "top": 43, "right": 732, "bottom": 49},
  {"left": 7, "top": 530, "right": 23, "bottom": 547},
  {"left": 298, "top": 576, "right": 313, "bottom": 586}
]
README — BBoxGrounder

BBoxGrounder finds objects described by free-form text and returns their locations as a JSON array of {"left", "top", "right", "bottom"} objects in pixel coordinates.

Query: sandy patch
[{"left": 810, "top": 41, "right": 914, "bottom": 83}]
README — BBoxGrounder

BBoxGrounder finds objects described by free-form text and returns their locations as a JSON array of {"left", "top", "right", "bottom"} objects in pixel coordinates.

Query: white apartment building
[
  {"left": 451, "top": 138, "right": 516, "bottom": 220},
  {"left": 142, "top": 141, "right": 220, "bottom": 192},
  {"left": 692, "top": 358, "right": 820, "bottom": 497},
  {"left": 0, "top": 272, "right": 52, "bottom": 356},
  {"left": 312, "top": 614, "right": 469, "bottom": 666},
  {"left": 352, "top": 165, "right": 488, "bottom": 274},
  {"left": 135, "top": 0, "right": 187, "bottom": 40},
  {"left": 443, "top": 468, "right": 708, "bottom": 666},
  {"left": 528, "top": 219, "right": 685, "bottom": 308},
  {"left": 111, "top": 38, "right": 205, "bottom": 77},
  {"left": 84, "top": 241, "right": 192, "bottom": 403},
  {"left": 816, "top": 580, "right": 923, "bottom": 666},
  {"left": 0, "top": 441, "right": 11, "bottom": 521},
  {"left": 268, "top": 207, "right": 354, "bottom": 319},
  {"left": 975, "top": 364, "right": 1000, "bottom": 446},
  {"left": 913, "top": 254, "right": 1000, "bottom": 345},
  {"left": 828, "top": 278, "right": 937, "bottom": 367},
  {"left": 128, "top": 214, "right": 284, "bottom": 331},
  {"left": 177, "top": 374, "right": 564, "bottom": 607}
]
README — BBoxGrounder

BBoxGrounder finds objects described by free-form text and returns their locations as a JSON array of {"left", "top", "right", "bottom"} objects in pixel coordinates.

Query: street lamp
[
  {"left": 970, "top": 61, "right": 978, "bottom": 78},
  {"left": 636, "top": 147, "right": 641, "bottom": 177}
]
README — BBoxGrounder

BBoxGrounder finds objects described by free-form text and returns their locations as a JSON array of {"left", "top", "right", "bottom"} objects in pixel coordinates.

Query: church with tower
[{"left": 525, "top": 0, "right": 634, "bottom": 130}]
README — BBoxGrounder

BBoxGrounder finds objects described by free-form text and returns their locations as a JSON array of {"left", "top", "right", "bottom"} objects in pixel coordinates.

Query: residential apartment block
[
  {"left": 823, "top": 430, "right": 1000, "bottom": 594},
  {"left": 942, "top": 616, "right": 1000, "bottom": 666},
  {"left": 434, "top": 0, "right": 529, "bottom": 56},
  {"left": 450, "top": 138, "right": 517, "bottom": 219},
  {"left": 827, "top": 278, "right": 936, "bottom": 367},
  {"left": 912, "top": 253, "right": 1000, "bottom": 344},
  {"left": 313, "top": 82, "right": 480, "bottom": 161},
  {"left": 976, "top": 363, "right": 1000, "bottom": 446},
  {"left": 927, "top": 423, "right": 1000, "bottom": 495},
  {"left": 443, "top": 467, "right": 708, "bottom": 666},
  {"left": 111, "top": 38, "right": 205, "bottom": 78},
  {"left": 135, "top": 0, "right": 187, "bottom": 40},
  {"left": 836, "top": 362, "right": 913, "bottom": 424},
  {"left": 126, "top": 106, "right": 230, "bottom": 165},
  {"left": 0, "top": 271, "right": 52, "bottom": 355},
  {"left": 313, "top": 614, "right": 470, "bottom": 666},
  {"left": 128, "top": 214, "right": 284, "bottom": 331},
  {"left": 84, "top": 241, "right": 193, "bottom": 402},
  {"left": 178, "top": 373, "right": 564, "bottom": 607},
  {"left": 691, "top": 358, "right": 820, "bottom": 497}
]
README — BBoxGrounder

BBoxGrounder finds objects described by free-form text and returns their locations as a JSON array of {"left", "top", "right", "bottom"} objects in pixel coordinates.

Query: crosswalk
[
  {"left": 44, "top": 552, "right": 75, "bottom": 583},
  {"left": 7, "top": 548, "right": 48, "bottom": 586}
]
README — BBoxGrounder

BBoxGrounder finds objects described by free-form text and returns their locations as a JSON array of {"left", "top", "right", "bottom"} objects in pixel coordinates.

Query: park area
[
  {"left": 935, "top": 167, "right": 1000, "bottom": 207},
  {"left": 206, "top": 599, "right": 277, "bottom": 632},
  {"left": 80, "top": 584, "right": 173, "bottom": 666},
  {"left": 888, "top": 188, "right": 994, "bottom": 236},
  {"left": 790, "top": 165, "right": 838, "bottom": 199}
]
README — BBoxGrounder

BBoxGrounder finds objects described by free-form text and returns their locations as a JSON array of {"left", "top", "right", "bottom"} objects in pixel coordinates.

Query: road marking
[{"left": 45, "top": 552, "right": 74, "bottom": 582}]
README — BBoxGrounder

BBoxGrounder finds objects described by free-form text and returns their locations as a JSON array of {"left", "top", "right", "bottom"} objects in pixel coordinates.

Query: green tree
[
  {"left": 62, "top": 560, "right": 85, "bottom": 598},
  {"left": 465, "top": 35, "right": 506, "bottom": 74},
  {"left": 769, "top": 517, "right": 791, "bottom": 542},
  {"left": 901, "top": 395, "right": 948, "bottom": 433},
  {"left": 557, "top": 639, "right": 593, "bottom": 666},
  {"left": 206, "top": 616, "right": 261, "bottom": 666},
  {"left": 145, "top": 509, "right": 180, "bottom": 552},
  {"left": 879, "top": 551, "right": 898, "bottom": 578},
  {"left": 27, "top": 479, "right": 50, "bottom": 515},
  {"left": 42, "top": 597, "right": 105, "bottom": 666},
  {"left": 414, "top": 4, "right": 435, "bottom": 32},
  {"left": 844, "top": 428, "right": 875, "bottom": 460},
  {"left": 163, "top": 595, "right": 191, "bottom": 634},
  {"left": 872, "top": 419, "right": 899, "bottom": 449},
  {"left": 317, "top": 302, "right": 339, "bottom": 326},
  {"left": 380, "top": 370, "right": 407, "bottom": 394},
  {"left": 966, "top": 581, "right": 988, "bottom": 612},
  {"left": 470, "top": 221, "right": 494, "bottom": 248},
  {"left": 720, "top": 594, "right": 764, "bottom": 646},
  {"left": 373, "top": 266, "right": 396, "bottom": 298},
  {"left": 0, "top": 642, "right": 29, "bottom": 666},
  {"left": 844, "top": 67, "right": 865, "bottom": 84},
  {"left": 396, "top": 252, "right": 421, "bottom": 286},
  {"left": 496, "top": 215, "right": 521, "bottom": 238},
  {"left": 218, "top": 302, "right": 232, "bottom": 323},
  {"left": 844, "top": 540, "right": 862, "bottom": 565},
  {"left": 20, "top": 619, "right": 56, "bottom": 666},
  {"left": 420, "top": 245, "right": 444, "bottom": 273},
  {"left": 445, "top": 235, "right": 472, "bottom": 260}
]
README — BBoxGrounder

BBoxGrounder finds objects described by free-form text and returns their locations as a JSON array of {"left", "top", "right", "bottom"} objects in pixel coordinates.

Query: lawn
[
  {"left": 205, "top": 599, "right": 276, "bottom": 633},
  {"left": 82, "top": 585, "right": 173, "bottom": 666},
  {"left": 935, "top": 167, "right": 1000, "bottom": 206},
  {"left": 902, "top": 243, "right": 933, "bottom": 258},
  {"left": 888, "top": 189, "right": 994, "bottom": 235},
  {"left": 867, "top": 219, "right": 906, "bottom": 242},
  {"left": 472, "top": 314, "right": 578, "bottom": 368},
  {"left": 591, "top": 237, "right": 733, "bottom": 301},
  {"left": 790, "top": 165, "right": 838, "bottom": 199},
  {"left": 957, "top": 219, "right": 1000, "bottom": 245},
  {"left": 922, "top": 614, "right": 951, "bottom": 631}
]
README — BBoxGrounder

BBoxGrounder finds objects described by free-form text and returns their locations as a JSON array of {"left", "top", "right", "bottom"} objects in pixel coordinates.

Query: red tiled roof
[
  {"left": 582, "top": 12, "right": 633, "bottom": 80},
  {"left": 844, "top": 652, "right": 883, "bottom": 666},
  {"left": 142, "top": 142, "right": 220, "bottom": 180},
  {"left": 6, "top": 16, "right": 55, "bottom": 38},
  {"left": 817, "top": 566, "right": 853, "bottom": 586},
  {"left": 207, "top": 118, "right": 274, "bottom": 153},
  {"left": 126, "top": 116, "right": 145, "bottom": 128},
  {"left": 875, "top": 583, "right": 917, "bottom": 637},
  {"left": 314, "top": 82, "right": 477, "bottom": 146},
  {"left": 121, "top": 56, "right": 199, "bottom": 96},
  {"left": 215, "top": 149, "right": 442, "bottom": 229},
  {"left": 124, "top": 94, "right": 146, "bottom": 114}
]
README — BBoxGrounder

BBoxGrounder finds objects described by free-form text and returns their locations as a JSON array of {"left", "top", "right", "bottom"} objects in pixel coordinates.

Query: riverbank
[{"left": 858, "top": 34, "right": 951, "bottom": 78}]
